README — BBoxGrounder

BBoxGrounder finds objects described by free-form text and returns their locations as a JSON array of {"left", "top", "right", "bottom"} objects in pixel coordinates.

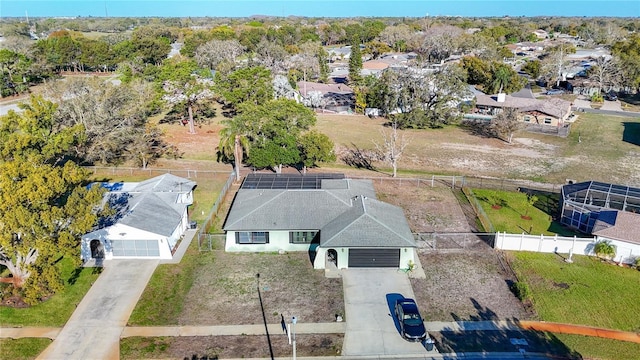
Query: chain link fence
[
  {"left": 414, "top": 232, "right": 495, "bottom": 251},
  {"left": 84, "top": 166, "right": 232, "bottom": 180},
  {"left": 349, "top": 175, "right": 467, "bottom": 190},
  {"left": 198, "top": 233, "right": 226, "bottom": 251}
]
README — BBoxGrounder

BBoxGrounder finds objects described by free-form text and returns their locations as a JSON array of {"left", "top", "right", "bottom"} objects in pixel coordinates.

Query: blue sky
[{"left": 1, "top": 0, "right": 639, "bottom": 18}]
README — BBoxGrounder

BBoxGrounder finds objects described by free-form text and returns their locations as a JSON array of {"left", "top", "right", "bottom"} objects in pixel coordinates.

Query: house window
[
  {"left": 236, "top": 232, "right": 269, "bottom": 244},
  {"left": 544, "top": 117, "right": 552, "bottom": 124},
  {"left": 290, "top": 231, "right": 318, "bottom": 244},
  {"left": 523, "top": 115, "right": 531, "bottom": 122}
]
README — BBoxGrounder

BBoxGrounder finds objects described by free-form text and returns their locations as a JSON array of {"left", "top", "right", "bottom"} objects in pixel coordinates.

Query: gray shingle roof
[
  {"left": 223, "top": 179, "right": 377, "bottom": 231},
  {"left": 593, "top": 210, "right": 640, "bottom": 244},
  {"left": 133, "top": 173, "right": 196, "bottom": 193},
  {"left": 320, "top": 195, "right": 416, "bottom": 248},
  {"left": 224, "top": 177, "right": 416, "bottom": 249},
  {"left": 95, "top": 174, "right": 195, "bottom": 237},
  {"left": 118, "top": 192, "right": 183, "bottom": 236}
]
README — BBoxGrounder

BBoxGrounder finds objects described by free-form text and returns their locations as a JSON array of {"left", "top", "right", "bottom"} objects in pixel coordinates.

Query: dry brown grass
[
  {"left": 412, "top": 250, "right": 531, "bottom": 323},
  {"left": 178, "top": 248, "right": 344, "bottom": 326}
]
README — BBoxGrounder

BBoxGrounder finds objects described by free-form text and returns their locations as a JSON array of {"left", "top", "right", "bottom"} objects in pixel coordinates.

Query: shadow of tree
[
  {"left": 459, "top": 122, "right": 495, "bottom": 139},
  {"left": 622, "top": 122, "right": 640, "bottom": 146},
  {"left": 340, "top": 143, "right": 379, "bottom": 171},
  {"left": 442, "top": 298, "right": 581, "bottom": 358},
  {"left": 67, "top": 268, "right": 83, "bottom": 285}
]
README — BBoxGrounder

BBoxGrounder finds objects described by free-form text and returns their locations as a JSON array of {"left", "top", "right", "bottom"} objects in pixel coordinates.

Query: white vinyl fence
[{"left": 494, "top": 232, "right": 640, "bottom": 265}]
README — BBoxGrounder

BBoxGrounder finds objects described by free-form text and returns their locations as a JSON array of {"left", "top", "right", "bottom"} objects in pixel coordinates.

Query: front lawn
[
  {"left": 510, "top": 252, "right": 640, "bottom": 332},
  {"left": 0, "top": 257, "right": 102, "bottom": 327},
  {"left": 471, "top": 188, "right": 578, "bottom": 236},
  {"left": 0, "top": 338, "right": 52, "bottom": 360},
  {"left": 128, "top": 240, "right": 213, "bottom": 326}
]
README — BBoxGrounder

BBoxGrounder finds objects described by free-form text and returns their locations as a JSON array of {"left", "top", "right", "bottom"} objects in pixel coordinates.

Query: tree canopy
[
  {"left": 0, "top": 96, "right": 105, "bottom": 304},
  {"left": 217, "top": 98, "right": 334, "bottom": 174}
]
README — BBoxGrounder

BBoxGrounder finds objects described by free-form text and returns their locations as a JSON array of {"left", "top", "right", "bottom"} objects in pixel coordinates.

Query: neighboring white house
[
  {"left": 223, "top": 173, "right": 417, "bottom": 270},
  {"left": 81, "top": 174, "right": 197, "bottom": 261}
]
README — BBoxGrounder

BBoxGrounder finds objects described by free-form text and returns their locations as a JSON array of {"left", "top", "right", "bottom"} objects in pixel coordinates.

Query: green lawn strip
[
  {"left": 510, "top": 252, "right": 640, "bottom": 331},
  {"left": 471, "top": 188, "right": 557, "bottom": 235},
  {"left": 0, "top": 338, "right": 52, "bottom": 360},
  {"left": 553, "top": 333, "right": 640, "bottom": 360},
  {"left": 128, "top": 241, "right": 215, "bottom": 326},
  {"left": 121, "top": 337, "right": 172, "bottom": 359},
  {"left": 0, "top": 258, "right": 101, "bottom": 327}
]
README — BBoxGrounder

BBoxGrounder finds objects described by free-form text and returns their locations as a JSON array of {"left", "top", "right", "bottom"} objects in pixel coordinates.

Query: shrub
[
  {"left": 590, "top": 92, "right": 604, "bottom": 103},
  {"left": 511, "top": 281, "right": 531, "bottom": 301},
  {"left": 593, "top": 240, "right": 616, "bottom": 260}
]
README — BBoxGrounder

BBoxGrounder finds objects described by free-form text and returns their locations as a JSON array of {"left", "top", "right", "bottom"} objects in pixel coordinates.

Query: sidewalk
[{"left": 4, "top": 320, "right": 639, "bottom": 343}]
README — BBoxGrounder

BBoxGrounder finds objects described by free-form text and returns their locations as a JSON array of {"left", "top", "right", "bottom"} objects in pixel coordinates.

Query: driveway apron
[
  {"left": 341, "top": 269, "right": 435, "bottom": 356},
  {"left": 37, "top": 259, "right": 159, "bottom": 360}
]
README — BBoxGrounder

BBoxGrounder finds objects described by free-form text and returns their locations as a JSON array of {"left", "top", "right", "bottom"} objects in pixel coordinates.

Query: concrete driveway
[
  {"left": 600, "top": 99, "right": 623, "bottom": 111},
  {"left": 341, "top": 269, "right": 436, "bottom": 356},
  {"left": 37, "top": 259, "right": 158, "bottom": 360}
]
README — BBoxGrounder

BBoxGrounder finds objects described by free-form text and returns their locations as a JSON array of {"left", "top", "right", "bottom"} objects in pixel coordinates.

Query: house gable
[{"left": 321, "top": 195, "right": 416, "bottom": 248}]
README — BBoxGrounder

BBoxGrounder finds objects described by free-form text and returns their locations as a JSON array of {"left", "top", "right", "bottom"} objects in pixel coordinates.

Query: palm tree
[
  {"left": 491, "top": 65, "right": 511, "bottom": 94},
  {"left": 217, "top": 117, "right": 251, "bottom": 182}
]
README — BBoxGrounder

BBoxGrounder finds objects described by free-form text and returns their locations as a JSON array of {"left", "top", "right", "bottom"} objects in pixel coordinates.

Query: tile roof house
[
  {"left": 223, "top": 173, "right": 417, "bottom": 269},
  {"left": 81, "top": 174, "right": 196, "bottom": 261}
]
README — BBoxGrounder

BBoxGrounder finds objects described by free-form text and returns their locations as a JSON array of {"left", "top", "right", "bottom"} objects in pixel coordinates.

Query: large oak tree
[{"left": 0, "top": 96, "right": 104, "bottom": 304}]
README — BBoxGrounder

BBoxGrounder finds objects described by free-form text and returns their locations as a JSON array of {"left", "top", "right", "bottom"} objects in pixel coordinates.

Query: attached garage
[
  {"left": 317, "top": 194, "right": 417, "bottom": 270},
  {"left": 348, "top": 248, "right": 400, "bottom": 268}
]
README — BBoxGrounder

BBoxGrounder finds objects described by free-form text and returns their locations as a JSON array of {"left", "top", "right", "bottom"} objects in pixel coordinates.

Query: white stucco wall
[
  {"left": 224, "top": 230, "right": 316, "bottom": 253},
  {"left": 314, "top": 247, "right": 416, "bottom": 269},
  {"left": 81, "top": 223, "right": 173, "bottom": 260}
]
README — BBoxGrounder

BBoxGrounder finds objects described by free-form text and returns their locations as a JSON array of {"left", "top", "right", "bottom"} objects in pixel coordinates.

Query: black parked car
[
  {"left": 605, "top": 92, "right": 618, "bottom": 101},
  {"left": 394, "top": 298, "right": 427, "bottom": 342}
]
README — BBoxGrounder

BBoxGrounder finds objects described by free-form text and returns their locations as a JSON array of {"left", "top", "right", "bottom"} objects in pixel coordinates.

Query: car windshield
[
  {"left": 404, "top": 317, "right": 423, "bottom": 326},
  {"left": 403, "top": 312, "right": 422, "bottom": 326}
]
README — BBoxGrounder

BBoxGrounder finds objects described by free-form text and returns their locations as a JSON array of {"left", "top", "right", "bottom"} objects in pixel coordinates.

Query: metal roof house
[
  {"left": 223, "top": 173, "right": 417, "bottom": 269},
  {"left": 81, "top": 174, "right": 196, "bottom": 262}
]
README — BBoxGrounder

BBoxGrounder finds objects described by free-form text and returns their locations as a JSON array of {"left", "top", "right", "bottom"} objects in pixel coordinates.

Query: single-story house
[
  {"left": 532, "top": 29, "right": 549, "bottom": 39},
  {"left": 297, "top": 81, "right": 354, "bottom": 113},
  {"left": 81, "top": 173, "right": 197, "bottom": 261},
  {"left": 223, "top": 173, "right": 417, "bottom": 270},
  {"left": 472, "top": 92, "right": 572, "bottom": 126}
]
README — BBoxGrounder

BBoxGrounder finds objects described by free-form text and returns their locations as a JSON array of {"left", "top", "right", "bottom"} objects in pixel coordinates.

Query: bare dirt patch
[
  {"left": 121, "top": 334, "right": 343, "bottom": 359},
  {"left": 178, "top": 250, "right": 344, "bottom": 326},
  {"left": 411, "top": 250, "right": 532, "bottom": 322},
  {"left": 373, "top": 180, "right": 472, "bottom": 233}
]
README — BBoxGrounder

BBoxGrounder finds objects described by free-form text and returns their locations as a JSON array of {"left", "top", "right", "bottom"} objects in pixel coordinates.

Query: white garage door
[{"left": 112, "top": 240, "right": 160, "bottom": 257}]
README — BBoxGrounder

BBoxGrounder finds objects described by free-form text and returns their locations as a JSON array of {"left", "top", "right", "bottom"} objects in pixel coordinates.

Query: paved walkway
[{"left": 36, "top": 260, "right": 159, "bottom": 360}]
